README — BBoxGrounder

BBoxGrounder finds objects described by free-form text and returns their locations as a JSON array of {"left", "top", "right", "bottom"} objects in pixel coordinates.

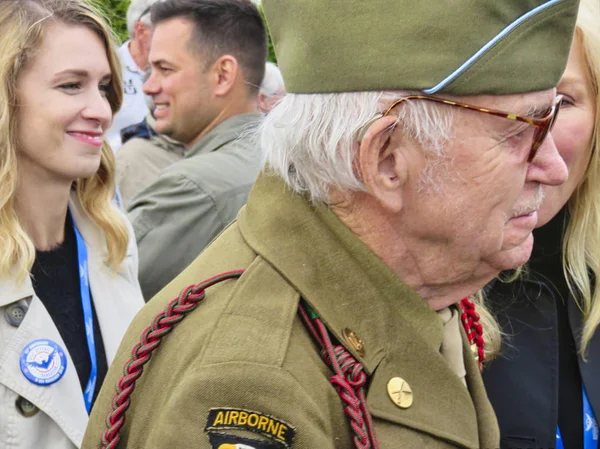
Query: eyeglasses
[{"left": 358, "top": 94, "right": 563, "bottom": 163}]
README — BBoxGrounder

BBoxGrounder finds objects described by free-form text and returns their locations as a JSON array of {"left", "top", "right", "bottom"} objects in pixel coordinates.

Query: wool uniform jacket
[
  {"left": 82, "top": 173, "right": 500, "bottom": 449},
  {"left": 0, "top": 195, "right": 144, "bottom": 449}
]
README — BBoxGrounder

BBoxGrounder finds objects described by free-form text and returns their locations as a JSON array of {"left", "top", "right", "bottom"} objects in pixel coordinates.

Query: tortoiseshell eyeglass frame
[{"left": 358, "top": 94, "right": 563, "bottom": 162}]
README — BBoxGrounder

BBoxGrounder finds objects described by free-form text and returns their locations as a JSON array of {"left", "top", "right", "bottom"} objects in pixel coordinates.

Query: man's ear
[
  {"left": 211, "top": 55, "right": 239, "bottom": 97},
  {"left": 357, "top": 116, "right": 408, "bottom": 213}
]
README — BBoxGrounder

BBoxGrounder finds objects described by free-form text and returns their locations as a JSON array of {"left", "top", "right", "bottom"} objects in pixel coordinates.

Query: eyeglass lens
[{"left": 529, "top": 101, "right": 560, "bottom": 162}]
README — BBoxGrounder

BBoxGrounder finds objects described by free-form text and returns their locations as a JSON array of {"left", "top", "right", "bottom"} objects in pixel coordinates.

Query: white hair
[
  {"left": 259, "top": 62, "right": 285, "bottom": 97},
  {"left": 259, "top": 91, "right": 454, "bottom": 204},
  {"left": 126, "top": 0, "right": 158, "bottom": 39}
]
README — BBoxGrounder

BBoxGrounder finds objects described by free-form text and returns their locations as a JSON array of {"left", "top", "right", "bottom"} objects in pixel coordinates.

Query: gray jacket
[
  {"left": 127, "top": 113, "right": 262, "bottom": 299},
  {"left": 116, "top": 115, "right": 185, "bottom": 208}
]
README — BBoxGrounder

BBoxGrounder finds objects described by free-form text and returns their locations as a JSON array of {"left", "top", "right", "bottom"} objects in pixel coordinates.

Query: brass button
[
  {"left": 387, "top": 377, "right": 413, "bottom": 409},
  {"left": 342, "top": 328, "right": 365, "bottom": 357},
  {"left": 16, "top": 396, "right": 39, "bottom": 417}
]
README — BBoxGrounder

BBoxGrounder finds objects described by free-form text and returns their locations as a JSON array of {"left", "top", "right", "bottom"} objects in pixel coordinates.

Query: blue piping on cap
[{"left": 423, "top": 0, "right": 565, "bottom": 94}]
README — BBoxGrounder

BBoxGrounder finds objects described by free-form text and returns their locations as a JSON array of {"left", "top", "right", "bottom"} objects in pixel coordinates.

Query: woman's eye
[
  {"left": 59, "top": 82, "right": 81, "bottom": 91},
  {"left": 559, "top": 96, "right": 575, "bottom": 108},
  {"left": 99, "top": 84, "right": 111, "bottom": 97}
]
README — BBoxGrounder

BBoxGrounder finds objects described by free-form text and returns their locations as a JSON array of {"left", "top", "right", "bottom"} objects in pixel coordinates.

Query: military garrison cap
[{"left": 262, "top": 0, "right": 580, "bottom": 95}]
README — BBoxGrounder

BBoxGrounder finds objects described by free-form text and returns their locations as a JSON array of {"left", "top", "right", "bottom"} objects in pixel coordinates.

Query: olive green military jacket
[{"left": 83, "top": 174, "right": 500, "bottom": 449}]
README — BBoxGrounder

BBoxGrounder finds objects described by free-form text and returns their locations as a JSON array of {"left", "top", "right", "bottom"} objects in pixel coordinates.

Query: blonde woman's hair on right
[{"left": 562, "top": 0, "right": 600, "bottom": 358}]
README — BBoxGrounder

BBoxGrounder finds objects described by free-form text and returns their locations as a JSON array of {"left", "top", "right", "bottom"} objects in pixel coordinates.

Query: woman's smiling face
[{"left": 16, "top": 23, "right": 113, "bottom": 183}]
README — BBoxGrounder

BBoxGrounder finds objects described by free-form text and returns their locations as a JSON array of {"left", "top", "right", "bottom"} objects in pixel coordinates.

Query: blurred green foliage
[
  {"left": 93, "top": 0, "right": 131, "bottom": 44},
  {"left": 94, "top": 0, "right": 276, "bottom": 63},
  {"left": 257, "top": 3, "right": 277, "bottom": 64}
]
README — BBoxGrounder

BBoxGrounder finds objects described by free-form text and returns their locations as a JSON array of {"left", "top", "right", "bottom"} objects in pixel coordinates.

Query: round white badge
[{"left": 20, "top": 339, "right": 67, "bottom": 386}]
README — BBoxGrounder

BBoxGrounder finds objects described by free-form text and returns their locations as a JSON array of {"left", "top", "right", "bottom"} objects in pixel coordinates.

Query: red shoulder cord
[
  {"left": 100, "top": 271, "right": 245, "bottom": 449},
  {"left": 297, "top": 301, "right": 381, "bottom": 449},
  {"left": 297, "top": 297, "right": 485, "bottom": 449},
  {"left": 99, "top": 270, "right": 483, "bottom": 449},
  {"left": 460, "top": 297, "right": 485, "bottom": 372}
]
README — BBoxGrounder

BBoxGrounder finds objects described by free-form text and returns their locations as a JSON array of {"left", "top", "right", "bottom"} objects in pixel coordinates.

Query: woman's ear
[{"left": 357, "top": 115, "right": 408, "bottom": 213}]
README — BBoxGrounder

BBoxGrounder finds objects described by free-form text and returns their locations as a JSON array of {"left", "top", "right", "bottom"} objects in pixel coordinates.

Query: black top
[
  {"left": 482, "top": 208, "right": 600, "bottom": 449},
  {"left": 30, "top": 213, "right": 108, "bottom": 408},
  {"left": 531, "top": 210, "right": 582, "bottom": 448}
]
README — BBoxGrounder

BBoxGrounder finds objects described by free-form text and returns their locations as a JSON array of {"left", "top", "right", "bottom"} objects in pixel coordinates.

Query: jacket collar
[
  {"left": 184, "top": 113, "right": 262, "bottom": 159},
  {"left": 238, "top": 173, "right": 444, "bottom": 373}
]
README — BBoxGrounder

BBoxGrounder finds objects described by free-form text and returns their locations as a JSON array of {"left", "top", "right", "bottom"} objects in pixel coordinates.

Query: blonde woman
[
  {"left": 0, "top": 1, "right": 144, "bottom": 448},
  {"left": 482, "top": 1, "right": 600, "bottom": 448}
]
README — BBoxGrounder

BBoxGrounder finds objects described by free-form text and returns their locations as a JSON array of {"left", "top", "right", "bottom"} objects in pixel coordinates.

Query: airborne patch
[
  {"left": 205, "top": 408, "right": 295, "bottom": 448},
  {"left": 207, "top": 431, "right": 284, "bottom": 449}
]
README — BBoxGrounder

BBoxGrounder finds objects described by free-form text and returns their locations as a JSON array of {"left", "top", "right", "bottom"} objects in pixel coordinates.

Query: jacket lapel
[
  {"left": 0, "top": 294, "right": 88, "bottom": 447},
  {"left": 463, "top": 327, "right": 500, "bottom": 449},
  {"left": 366, "top": 329, "right": 481, "bottom": 448}
]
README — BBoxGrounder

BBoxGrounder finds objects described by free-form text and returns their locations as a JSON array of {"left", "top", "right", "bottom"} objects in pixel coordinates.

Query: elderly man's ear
[{"left": 358, "top": 116, "right": 408, "bottom": 213}]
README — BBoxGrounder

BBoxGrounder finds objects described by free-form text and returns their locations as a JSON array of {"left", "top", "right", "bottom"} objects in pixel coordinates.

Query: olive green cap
[{"left": 261, "top": 0, "right": 580, "bottom": 95}]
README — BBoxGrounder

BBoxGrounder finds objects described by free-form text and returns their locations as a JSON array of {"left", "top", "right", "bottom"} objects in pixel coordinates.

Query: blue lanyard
[
  {"left": 72, "top": 215, "right": 97, "bottom": 414},
  {"left": 113, "top": 187, "right": 123, "bottom": 211},
  {"left": 556, "top": 387, "right": 598, "bottom": 449}
]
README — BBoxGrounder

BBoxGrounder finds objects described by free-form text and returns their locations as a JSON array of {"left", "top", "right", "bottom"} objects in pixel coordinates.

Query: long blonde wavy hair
[
  {"left": 476, "top": 0, "right": 600, "bottom": 360},
  {"left": 562, "top": 0, "right": 600, "bottom": 357},
  {"left": 0, "top": 0, "right": 129, "bottom": 281}
]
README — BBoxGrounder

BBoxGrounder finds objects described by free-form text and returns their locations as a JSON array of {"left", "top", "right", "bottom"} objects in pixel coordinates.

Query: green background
[
  {"left": 93, "top": 0, "right": 129, "bottom": 43},
  {"left": 94, "top": 0, "right": 277, "bottom": 62}
]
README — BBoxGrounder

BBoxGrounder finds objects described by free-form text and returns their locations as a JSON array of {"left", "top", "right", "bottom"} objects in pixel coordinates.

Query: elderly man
[
  {"left": 106, "top": 0, "right": 158, "bottom": 151},
  {"left": 82, "top": 0, "right": 578, "bottom": 448},
  {"left": 257, "top": 62, "right": 285, "bottom": 113}
]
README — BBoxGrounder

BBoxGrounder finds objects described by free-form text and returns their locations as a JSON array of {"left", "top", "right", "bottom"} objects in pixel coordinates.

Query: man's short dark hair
[{"left": 152, "top": 0, "right": 268, "bottom": 96}]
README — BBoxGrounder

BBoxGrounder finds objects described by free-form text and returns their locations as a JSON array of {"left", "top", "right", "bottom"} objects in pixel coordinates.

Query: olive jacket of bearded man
[{"left": 82, "top": 173, "right": 500, "bottom": 449}]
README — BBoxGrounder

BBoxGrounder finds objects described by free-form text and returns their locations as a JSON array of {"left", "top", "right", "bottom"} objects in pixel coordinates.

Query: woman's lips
[{"left": 67, "top": 131, "right": 103, "bottom": 147}]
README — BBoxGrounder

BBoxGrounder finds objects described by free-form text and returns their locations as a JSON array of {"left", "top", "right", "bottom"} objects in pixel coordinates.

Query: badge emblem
[
  {"left": 586, "top": 413, "right": 599, "bottom": 440},
  {"left": 20, "top": 339, "right": 67, "bottom": 386},
  {"left": 205, "top": 408, "right": 295, "bottom": 448},
  {"left": 207, "top": 431, "right": 284, "bottom": 449}
]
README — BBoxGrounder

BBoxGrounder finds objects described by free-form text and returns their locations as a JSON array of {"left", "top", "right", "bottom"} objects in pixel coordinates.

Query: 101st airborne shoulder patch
[
  {"left": 207, "top": 431, "right": 285, "bottom": 449},
  {"left": 205, "top": 408, "right": 295, "bottom": 448}
]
